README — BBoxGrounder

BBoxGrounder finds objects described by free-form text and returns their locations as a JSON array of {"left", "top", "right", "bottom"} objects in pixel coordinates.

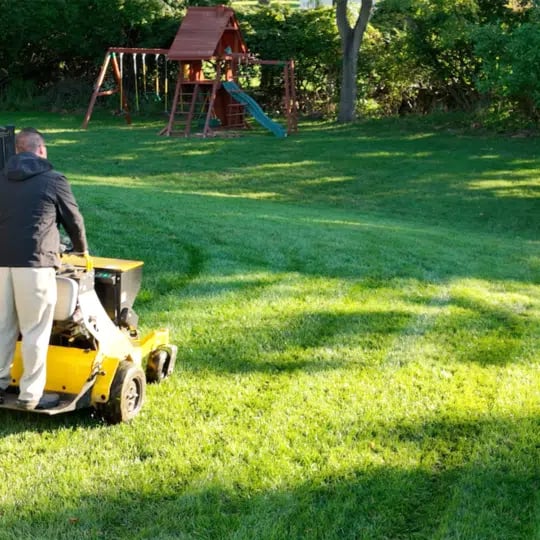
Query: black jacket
[{"left": 0, "top": 152, "right": 88, "bottom": 268}]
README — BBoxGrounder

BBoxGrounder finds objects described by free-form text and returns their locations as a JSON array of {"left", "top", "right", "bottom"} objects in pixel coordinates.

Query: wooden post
[
  {"left": 203, "top": 63, "right": 222, "bottom": 137},
  {"left": 283, "top": 62, "right": 291, "bottom": 134},
  {"left": 82, "top": 53, "right": 112, "bottom": 129},
  {"left": 160, "top": 69, "right": 183, "bottom": 136},
  {"left": 287, "top": 60, "right": 298, "bottom": 134}
]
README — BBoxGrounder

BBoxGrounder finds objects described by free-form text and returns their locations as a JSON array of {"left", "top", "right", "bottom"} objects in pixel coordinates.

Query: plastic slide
[{"left": 222, "top": 81, "right": 287, "bottom": 138}]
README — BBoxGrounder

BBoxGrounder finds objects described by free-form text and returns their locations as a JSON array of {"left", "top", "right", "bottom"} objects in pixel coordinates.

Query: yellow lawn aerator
[{"left": 0, "top": 254, "right": 176, "bottom": 423}]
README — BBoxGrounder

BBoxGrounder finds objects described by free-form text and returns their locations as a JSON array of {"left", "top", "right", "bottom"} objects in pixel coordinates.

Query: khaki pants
[{"left": 0, "top": 267, "right": 56, "bottom": 401}]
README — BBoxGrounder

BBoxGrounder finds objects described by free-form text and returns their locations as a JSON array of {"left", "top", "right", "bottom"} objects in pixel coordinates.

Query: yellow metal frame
[
  {"left": 10, "top": 328, "right": 170, "bottom": 405},
  {"left": 62, "top": 254, "right": 144, "bottom": 273}
]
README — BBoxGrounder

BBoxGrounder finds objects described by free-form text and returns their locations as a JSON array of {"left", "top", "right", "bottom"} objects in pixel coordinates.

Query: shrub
[{"left": 474, "top": 15, "right": 540, "bottom": 122}]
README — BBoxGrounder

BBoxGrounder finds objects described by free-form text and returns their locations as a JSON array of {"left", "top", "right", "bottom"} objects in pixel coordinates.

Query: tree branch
[
  {"left": 353, "top": 0, "right": 374, "bottom": 50},
  {"left": 336, "top": 0, "right": 351, "bottom": 42}
]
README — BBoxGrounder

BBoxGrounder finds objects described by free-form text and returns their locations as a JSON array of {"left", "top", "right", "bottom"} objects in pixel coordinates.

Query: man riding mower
[{"left": 1, "top": 125, "right": 175, "bottom": 424}]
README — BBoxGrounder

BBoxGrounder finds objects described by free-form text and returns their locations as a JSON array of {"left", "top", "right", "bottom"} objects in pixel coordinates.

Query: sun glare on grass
[
  {"left": 197, "top": 190, "right": 278, "bottom": 200},
  {"left": 467, "top": 179, "right": 539, "bottom": 198}
]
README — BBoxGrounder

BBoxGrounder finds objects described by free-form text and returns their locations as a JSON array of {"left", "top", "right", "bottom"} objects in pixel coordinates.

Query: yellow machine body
[
  {"left": 3, "top": 256, "right": 176, "bottom": 422},
  {"left": 9, "top": 328, "right": 170, "bottom": 404}
]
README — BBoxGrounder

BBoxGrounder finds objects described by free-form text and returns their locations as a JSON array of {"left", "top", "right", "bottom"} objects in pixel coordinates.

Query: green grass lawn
[{"left": 0, "top": 111, "right": 539, "bottom": 539}]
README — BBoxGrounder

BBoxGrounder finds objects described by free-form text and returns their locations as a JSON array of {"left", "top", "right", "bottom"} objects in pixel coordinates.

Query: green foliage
[
  {"left": 474, "top": 14, "right": 540, "bottom": 121},
  {"left": 137, "top": 15, "right": 185, "bottom": 50},
  {"left": 370, "top": 0, "right": 538, "bottom": 116},
  {"left": 372, "top": 0, "right": 482, "bottom": 112},
  {"left": 0, "top": 79, "right": 51, "bottom": 112},
  {"left": 356, "top": 24, "right": 425, "bottom": 116},
  {"left": 0, "top": 0, "right": 172, "bottom": 84}
]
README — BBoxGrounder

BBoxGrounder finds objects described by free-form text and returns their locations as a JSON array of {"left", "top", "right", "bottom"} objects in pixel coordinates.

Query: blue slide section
[{"left": 222, "top": 81, "right": 287, "bottom": 138}]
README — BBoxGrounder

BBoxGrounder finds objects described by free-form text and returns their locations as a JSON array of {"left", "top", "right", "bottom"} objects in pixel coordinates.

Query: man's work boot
[{"left": 16, "top": 392, "right": 60, "bottom": 410}]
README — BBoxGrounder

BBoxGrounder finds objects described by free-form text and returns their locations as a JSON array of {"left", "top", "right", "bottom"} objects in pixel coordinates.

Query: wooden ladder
[{"left": 161, "top": 65, "right": 222, "bottom": 137}]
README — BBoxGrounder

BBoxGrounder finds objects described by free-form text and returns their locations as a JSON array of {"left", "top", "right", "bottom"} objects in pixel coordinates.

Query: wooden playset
[{"left": 82, "top": 6, "right": 297, "bottom": 138}]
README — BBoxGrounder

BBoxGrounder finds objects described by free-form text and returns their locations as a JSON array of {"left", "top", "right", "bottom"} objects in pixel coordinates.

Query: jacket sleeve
[{"left": 54, "top": 174, "right": 89, "bottom": 253}]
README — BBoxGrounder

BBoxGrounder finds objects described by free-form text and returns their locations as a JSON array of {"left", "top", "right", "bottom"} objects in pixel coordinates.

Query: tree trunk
[
  {"left": 336, "top": 0, "right": 374, "bottom": 123},
  {"left": 338, "top": 31, "right": 358, "bottom": 123}
]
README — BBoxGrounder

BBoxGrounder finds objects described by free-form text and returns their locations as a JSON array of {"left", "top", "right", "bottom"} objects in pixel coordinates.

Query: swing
[
  {"left": 118, "top": 52, "right": 124, "bottom": 113},
  {"left": 141, "top": 53, "right": 164, "bottom": 105},
  {"left": 141, "top": 53, "right": 149, "bottom": 102},
  {"left": 132, "top": 53, "right": 140, "bottom": 113},
  {"left": 163, "top": 56, "right": 169, "bottom": 113},
  {"left": 154, "top": 54, "right": 162, "bottom": 103}
]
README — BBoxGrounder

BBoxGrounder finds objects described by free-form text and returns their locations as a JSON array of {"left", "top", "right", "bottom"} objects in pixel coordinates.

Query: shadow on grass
[
  {"left": 0, "top": 407, "right": 101, "bottom": 437},
  {"left": 1, "top": 414, "right": 537, "bottom": 540},
  {"left": 174, "top": 308, "right": 414, "bottom": 374},
  {"left": 433, "top": 290, "right": 537, "bottom": 366}
]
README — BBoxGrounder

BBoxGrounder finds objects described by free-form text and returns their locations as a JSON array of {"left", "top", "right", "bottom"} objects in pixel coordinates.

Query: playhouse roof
[{"left": 168, "top": 6, "right": 247, "bottom": 61}]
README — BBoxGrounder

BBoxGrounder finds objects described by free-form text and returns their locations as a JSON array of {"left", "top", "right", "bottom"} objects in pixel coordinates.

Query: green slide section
[{"left": 222, "top": 81, "right": 287, "bottom": 138}]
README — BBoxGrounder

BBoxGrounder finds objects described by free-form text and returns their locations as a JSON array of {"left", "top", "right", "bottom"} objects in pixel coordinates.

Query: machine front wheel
[
  {"left": 98, "top": 361, "right": 146, "bottom": 424},
  {"left": 146, "top": 346, "right": 177, "bottom": 383}
]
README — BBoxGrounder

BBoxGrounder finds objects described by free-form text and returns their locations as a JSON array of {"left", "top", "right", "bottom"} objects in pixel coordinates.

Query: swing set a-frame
[
  {"left": 82, "top": 6, "right": 297, "bottom": 138},
  {"left": 82, "top": 47, "right": 169, "bottom": 129}
]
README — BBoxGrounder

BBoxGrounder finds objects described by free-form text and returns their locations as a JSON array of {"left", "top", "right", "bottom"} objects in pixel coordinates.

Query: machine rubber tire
[
  {"left": 146, "top": 347, "right": 176, "bottom": 384},
  {"left": 98, "top": 361, "right": 146, "bottom": 424}
]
